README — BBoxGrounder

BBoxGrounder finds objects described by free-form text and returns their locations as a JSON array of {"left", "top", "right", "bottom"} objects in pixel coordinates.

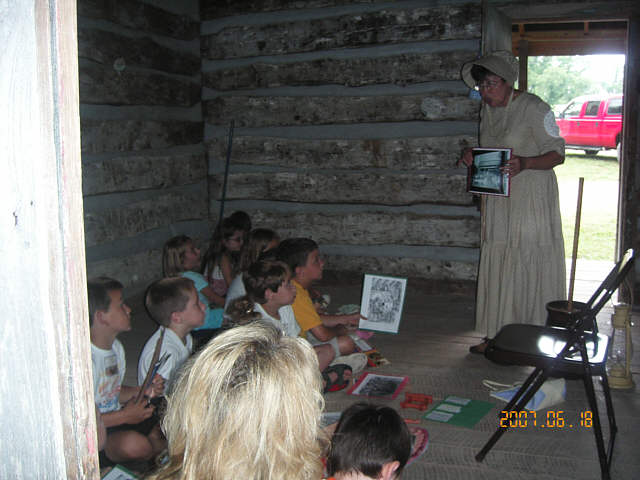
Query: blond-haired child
[{"left": 162, "top": 235, "right": 224, "bottom": 338}]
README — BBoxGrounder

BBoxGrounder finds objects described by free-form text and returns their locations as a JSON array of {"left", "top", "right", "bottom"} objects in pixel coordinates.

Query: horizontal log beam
[
  {"left": 202, "top": 0, "right": 381, "bottom": 19},
  {"left": 86, "top": 248, "right": 162, "bottom": 294},
  {"left": 323, "top": 254, "right": 478, "bottom": 281},
  {"left": 78, "top": 28, "right": 200, "bottom": 76},
  {"left": 79, "top": 62, "right": 200, "bottom": 106},
  {"left": 202, "top": 5, "right": 480, "bottom": 59},
  {"left": 209, "top": 172, "right": 472, "bottom": 206},
  {"left": 204, "top": 94, "right": 479, "bottom": 127},
  {"left": 84, "top": 190, "right": 207, "bottom": 247},
  {"left": 81, "top": 119, "right": 202, "bottom": 154},
  {"left": 207, "top": 135, "right": 476, "bottom": 170},
  {"left": 78, "top": 0, "right": 198, "bottom": 40},
  {"left": 203, "top": 50, "right": 477, "bottom": 90},
  {"left": 244, "top": 210, "right": 479, "bottom": 247},
  {"left": 83, "top": 151, "right": 206, "bottom": 196}
]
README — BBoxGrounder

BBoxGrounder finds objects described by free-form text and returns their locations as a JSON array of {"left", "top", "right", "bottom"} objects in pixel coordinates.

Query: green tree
[{"left": 527, "top": 56, "right": 595, "bottom": 108}]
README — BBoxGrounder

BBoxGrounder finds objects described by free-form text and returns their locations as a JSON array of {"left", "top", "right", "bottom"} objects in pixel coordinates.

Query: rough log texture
[
  {"left": 87, "top": 249, "right": 163, "bottom": 293},
  {"left": 81, "top": 119, "right": 202, "bottom": 154},
  {"left": 84, "top": 190, "right": 207, "bottom": 246},
  {"left": 207, "top": 135, "right": 476, "bottom": 170},
  {"left": 204, "top": 94, "right": 479, "bottom": 127},
  {"left": 79, "top": 62, "right": 200, "bottom": 106},
  {"left": 323, "top": 254, "right": 478, "bottom": 281},
  {"left": 83, "top": 151, "right": 206, "bottom": 195},
  {"left": 245, "top": 210, "right": 479, "bottom": 247},
  {"left": 202, "top": 5, "right": 481, "bottom": 59},
  {"left": 78, "top": 28, "right": 200, "bottom": 76},
  {"left": 204, "top": 51, "right": 477, "bottom": 90},
  {"left": 209, "top": 172, "right": 471, "bottom": 206},
  {"left": 203, "top": 0, "right": 388, "bottom": 19},
  {"left": 78, "top": 0, "right": 198, "bottom": 40}
]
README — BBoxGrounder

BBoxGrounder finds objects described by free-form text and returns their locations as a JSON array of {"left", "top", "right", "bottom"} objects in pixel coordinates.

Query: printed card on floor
[{"left": 347, "top": 372, "right": 408, "bottom": 399}]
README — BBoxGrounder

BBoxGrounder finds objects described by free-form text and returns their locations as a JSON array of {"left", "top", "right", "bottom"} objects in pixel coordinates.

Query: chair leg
[
  {"left": 600, "top": 374, "right": 618, "bottom": 471},
  {"left": 580, "top": 349, "right": 611, "bottom": 479},
  {"left": 476, "top": 369, "right": 547, "bottom": 462}
]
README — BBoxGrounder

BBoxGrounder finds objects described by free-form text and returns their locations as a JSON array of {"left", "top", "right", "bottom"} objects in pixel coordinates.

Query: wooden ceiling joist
[{"left": 512, "top": 21, "right": 626, "bottom": 56}]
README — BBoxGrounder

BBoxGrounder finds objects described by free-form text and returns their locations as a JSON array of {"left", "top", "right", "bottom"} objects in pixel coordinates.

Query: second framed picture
[{"left": 359, "top": 274, "right": 407, "bottom": 334}]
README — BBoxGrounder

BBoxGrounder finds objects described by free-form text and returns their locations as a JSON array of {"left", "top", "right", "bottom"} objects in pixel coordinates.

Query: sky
[{"left": 573, "top": 54, "right": 625, "bottom": 85}]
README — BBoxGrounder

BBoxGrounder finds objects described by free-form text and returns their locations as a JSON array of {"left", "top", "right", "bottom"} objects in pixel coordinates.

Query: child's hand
[
  {"left": 121, "top": 395, "right": 155, "bottom": 424},
  {"left": 457, "top": 147, "right": 473, "bottom": 167},
  {"left": 344, "top": 313, "right": 365, "bottom": 329},
  {"left": 146, "top": 374, "right": 165, "bottom": 398}
]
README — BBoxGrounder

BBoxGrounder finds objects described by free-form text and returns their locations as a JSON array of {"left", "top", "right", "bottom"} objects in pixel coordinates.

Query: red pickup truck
[{"left": 556, "top": 94, "right": 623, "bottom": 157}]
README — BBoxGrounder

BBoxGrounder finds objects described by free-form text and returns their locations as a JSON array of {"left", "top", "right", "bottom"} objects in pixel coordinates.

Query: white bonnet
[{"left": 461, "top": 51, "right": 519, "bottom": 88}]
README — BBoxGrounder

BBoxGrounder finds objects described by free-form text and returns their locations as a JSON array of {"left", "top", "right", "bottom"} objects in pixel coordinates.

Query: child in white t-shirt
[
  {"left": 88, "top": 277, "right": 165, "bottom": 465},
  {"left": 226, "top": 259, "right": 299, "bottom": 338},
  {"left": 138, "top": 277, "right": 205, "bottom": 392}
]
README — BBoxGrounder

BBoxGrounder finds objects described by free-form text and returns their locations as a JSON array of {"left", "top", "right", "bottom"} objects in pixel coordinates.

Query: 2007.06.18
[{"left": 499, "top": 410, "right": 593, "bottom": 429}]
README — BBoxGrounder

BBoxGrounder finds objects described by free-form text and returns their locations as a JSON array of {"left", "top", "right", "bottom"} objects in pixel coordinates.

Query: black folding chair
[{"left": 475, "top": 250, "right": 634, "bottom": 480}]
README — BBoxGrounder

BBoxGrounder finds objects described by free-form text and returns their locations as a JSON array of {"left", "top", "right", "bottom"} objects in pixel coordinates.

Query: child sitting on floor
[
  {"left": 88, "top": 277, "right": 166, "bottom": 466},
  {"left": 228, "top": 209, "right": 252, "bottom": 244},
  {"left": 224, "top": 227, "right": 280, "bottom": 310},
  {"left": 326, "top": 403, "right": 411, "bottom": 480},
  {"left": 138, "top": 277, "right": 205, "bottom": 392},
  {"left": 163, "top": 235, "right": 224, "bottom": 345},
  {"left": 278, "top": 238, "right": 367, "bottom": 374},
  {"left": 226, "top": 259, "right": 299, "bottom": 337},
  {"left": 227, "top": 258, "right": 353, "bottom": 393},
  {"left": 201, "top": 217, "right": 245, "bottom": 298}
]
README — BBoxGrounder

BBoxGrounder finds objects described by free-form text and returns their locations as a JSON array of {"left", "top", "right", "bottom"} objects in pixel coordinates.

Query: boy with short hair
[
  {"left": 326, "top": 403, "right": 412, "bottom": 480},
  {"left": 278, "top": 238, "right": 366, "bottom": 374},
  {"left": 225, "top": 259, "right": 300, "bottom": 338},
  {"left": 138, "top": 277, "right": 205, "bottom": 392},
  {"left": 88, "top": 277, "right": 165, "bottom": 465}
]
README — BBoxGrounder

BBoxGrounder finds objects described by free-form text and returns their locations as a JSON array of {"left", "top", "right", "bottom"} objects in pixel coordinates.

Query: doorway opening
[{"left": 513, "top": 20, "right": 627, "bottom": 300}]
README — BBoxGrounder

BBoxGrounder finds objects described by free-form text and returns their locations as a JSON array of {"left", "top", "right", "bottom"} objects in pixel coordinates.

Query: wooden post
[
  {"left": 0, "top": 0, "right": 97, "bottom": 478},
  {"left": 518, "top": 39, "right": 529, "bottom": 92}
]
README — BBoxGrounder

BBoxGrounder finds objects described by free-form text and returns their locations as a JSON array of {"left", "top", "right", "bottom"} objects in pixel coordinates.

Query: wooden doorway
[{"left": 489, "top": 3, "right": 639, "bottom": 304}]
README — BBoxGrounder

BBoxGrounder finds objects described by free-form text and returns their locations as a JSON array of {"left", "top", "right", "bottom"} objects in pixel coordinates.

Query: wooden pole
[{"left": 567, "top": 177, "right": 584, "bottom": 311}]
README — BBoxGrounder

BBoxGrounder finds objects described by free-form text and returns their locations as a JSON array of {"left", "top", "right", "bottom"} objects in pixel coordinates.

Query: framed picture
[
  {"left": 467, "top": 147, "right": 511, "bottom": 196},
  {"left": 359, "top": 274, "right": 407, "bottom": 334},
  {"left": 347, "top": 372, "right": 409, "bottom": 399}
]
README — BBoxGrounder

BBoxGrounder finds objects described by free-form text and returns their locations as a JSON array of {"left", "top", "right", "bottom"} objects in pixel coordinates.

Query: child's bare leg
[
  {"left": 336, "top": 335, "right": 356, "bottom": 356},
  {"left": 105, "top": 430, "right": 153, "bottom": 463},
  {"left": 314, "top": 344, "right": 335, "bottom": 371},
  {"left": 147, "top": 424, "right": 167, "bottom": 456}
]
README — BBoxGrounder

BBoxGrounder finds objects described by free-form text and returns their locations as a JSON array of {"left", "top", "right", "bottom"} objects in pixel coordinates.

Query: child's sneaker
[
  {"left": 330, "top": 352, "right": 368, "bottom": 376},
  {"left": 155, "top": 449, "right": 170, "bottom": 468}
]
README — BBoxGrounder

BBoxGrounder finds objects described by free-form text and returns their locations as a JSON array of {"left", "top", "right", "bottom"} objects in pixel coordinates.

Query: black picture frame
[{"left": 467, "top": 148, "right": 511, "bottom": 196}]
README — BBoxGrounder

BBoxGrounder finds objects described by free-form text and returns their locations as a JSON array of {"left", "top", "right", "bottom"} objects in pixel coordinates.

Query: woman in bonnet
[{"left": 458, "top": 51, "right": 566, "bottom": 353}]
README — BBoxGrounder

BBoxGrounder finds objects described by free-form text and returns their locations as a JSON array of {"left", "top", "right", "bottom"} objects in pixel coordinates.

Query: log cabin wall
[
  {"left": 78, "top": 0, "right": 206, "bottom": 294},
  {"left": 202, "top": 0, "right": 483, "bottom": 291}
]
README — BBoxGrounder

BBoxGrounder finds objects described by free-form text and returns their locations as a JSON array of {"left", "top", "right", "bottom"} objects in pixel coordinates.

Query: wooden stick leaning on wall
[
  {"left": 217, "top": 120, "right": 235, "bottom": 223},
  {"left": 567, "top": 177, "right": 585, "bottom": 312}
]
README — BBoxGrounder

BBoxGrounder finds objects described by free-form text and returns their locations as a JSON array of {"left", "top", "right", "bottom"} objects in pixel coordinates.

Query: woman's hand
[
  {"left": 457, "top": 148, "right": 473, "bottom": 167},
  {"left": 502, "top": 155, "right": 525, "bottom": 177}
]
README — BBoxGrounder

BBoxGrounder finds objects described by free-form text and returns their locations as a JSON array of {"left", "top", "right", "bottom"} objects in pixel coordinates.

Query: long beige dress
[{"left": 476, "top": 91, "right": 566, "bottom": 338}]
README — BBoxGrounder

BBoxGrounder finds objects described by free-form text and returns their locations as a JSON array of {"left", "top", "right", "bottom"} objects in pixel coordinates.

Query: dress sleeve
[{"left": 529, "top": 100, "right": 565, "bottom": 156}]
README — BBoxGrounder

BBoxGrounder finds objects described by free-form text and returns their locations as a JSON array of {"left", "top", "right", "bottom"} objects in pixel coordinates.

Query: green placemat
[{"left": 423, "top": 395, "right": 495, "bottom": 429}]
